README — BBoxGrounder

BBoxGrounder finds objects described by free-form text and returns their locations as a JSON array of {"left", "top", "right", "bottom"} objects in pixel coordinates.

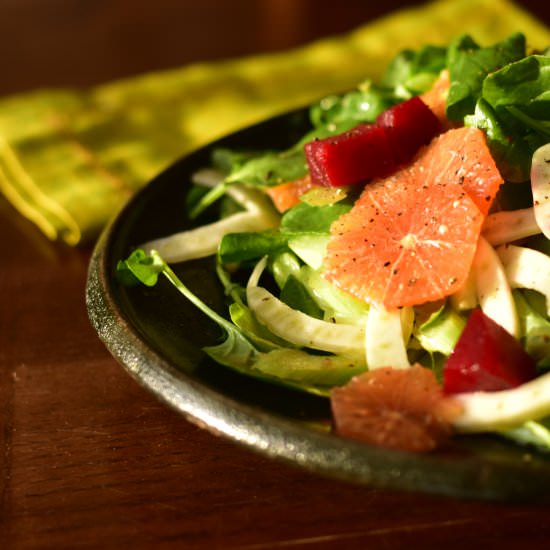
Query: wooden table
[{"left": 2, "top": 1, "right": 550, "bottom": 548}]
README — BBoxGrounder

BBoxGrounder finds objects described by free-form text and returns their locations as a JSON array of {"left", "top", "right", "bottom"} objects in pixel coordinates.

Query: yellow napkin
[{"left": 0, "top": 0, "right": 548, "bottom": 245}]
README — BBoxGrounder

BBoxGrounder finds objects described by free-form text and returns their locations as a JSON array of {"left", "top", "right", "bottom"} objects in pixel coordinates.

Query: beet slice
[
  {"left": 443, "top": 308, "right": 537, "bottom": 394},
  {"left": 304, "top": 97, "right": 441, "bottom": 188},
  {"left": 304, "top": 124, "right": 394, "bottom": 187},
  {"left": 377, "top": 96, "right": 442, "bottom": 164}
]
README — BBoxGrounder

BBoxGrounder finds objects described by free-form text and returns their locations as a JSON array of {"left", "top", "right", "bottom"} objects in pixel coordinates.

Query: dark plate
[{"left": 86, "top": 109, "right": 550, "bottom": 502}]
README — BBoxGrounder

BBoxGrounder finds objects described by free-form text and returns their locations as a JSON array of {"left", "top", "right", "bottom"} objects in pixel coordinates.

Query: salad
[{"left": 118, "top": 32, "right": 550, "bottom": 454}]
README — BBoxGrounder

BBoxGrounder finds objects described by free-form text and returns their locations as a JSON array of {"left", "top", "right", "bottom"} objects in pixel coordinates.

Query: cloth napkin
[{"left": 0, "top": 0, "right": 548, "bottom": 245}]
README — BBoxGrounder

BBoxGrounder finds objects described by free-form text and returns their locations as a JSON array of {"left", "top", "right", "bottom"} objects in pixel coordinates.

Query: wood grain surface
[{"left": 1, "top": 1, "right": 550, "bottom": 548}]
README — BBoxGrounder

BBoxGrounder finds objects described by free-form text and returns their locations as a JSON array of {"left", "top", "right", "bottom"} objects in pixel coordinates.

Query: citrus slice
[
  {"left": 265, "top": 175, "right": 318, "bottom": 213},
  {"left": 323, "top": 127, "right": 500, "bottom": 308},
  {"left": 331, "top": 365, "right": 460, "bottom": 452},
  {"left": 420, "top": 69, "right": 451, "bottom": 128}
]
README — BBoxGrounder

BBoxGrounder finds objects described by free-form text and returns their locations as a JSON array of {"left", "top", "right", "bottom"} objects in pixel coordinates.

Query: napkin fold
[{"left": 0, "top": 0, "right": 548, "bottom": 245}]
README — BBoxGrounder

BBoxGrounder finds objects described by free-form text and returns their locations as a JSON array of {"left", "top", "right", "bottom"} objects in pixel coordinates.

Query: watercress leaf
[
  {"left": 446, "top": 32, "right": 526, "bottom": 121},
  {"left": 381, "top": 49, "right": 417, "bottom": 91},
  {"left": 482, "top": 55, "right": 550, "bottom": 121},
  {"left": 464, "top": 98, "right": 533, "bottom": 182},
  {"left": 116, "top": 248, "right": 165, "bottom": 287},
  {"left": 226, "top": 148, "right": 308, "bottom": 187},
  {"left": 139, "top": 250, "right": 262, "bottom": 370},
  {"left": 382, "top": 44, "right": 447, "bottom": 96},
  {"left": 211, "top": 147, "right": 265, "bottom": 174},
  {"left": 309, "top": 85, "right": 395, "bottom": 128},
  {"left": 280, "top": 202, "right": 351, "bottom": 234},
  {"left": 218, "top": 230, "right": 289, "bottom": 264}
]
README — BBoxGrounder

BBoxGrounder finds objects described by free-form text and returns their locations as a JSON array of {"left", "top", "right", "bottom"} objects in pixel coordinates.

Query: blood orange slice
[
  {"left": 323, "top": 127, "right": 499, "bottom": 308},
  {"left": 331, "top": 365, "right": 460, "bottom": 452}
]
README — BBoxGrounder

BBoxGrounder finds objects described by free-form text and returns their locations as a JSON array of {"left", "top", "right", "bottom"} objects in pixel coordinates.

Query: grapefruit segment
[
  {"left": 331, "top": 364, "right": 460, "bottom": 452},
  {"left": 420, "top": 69, "right": 451, "bottom": 129},
  {"left": 265, "top": 175, "right": 318, "bottom": 213},
  {"left": 428, "top": 127, "right": 503, "bottom": 216},
  {"left": 323, "top": 127, "right": 498, "bottom": 309}
]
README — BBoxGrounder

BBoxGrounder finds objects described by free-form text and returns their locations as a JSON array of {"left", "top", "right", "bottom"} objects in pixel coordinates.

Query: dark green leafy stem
[
  {"left": 116, "top": 249, "right": 356, "bottom": 396},
  {"left": 189, "top": 181, "right": 229, "bottom": 220},
  {"left": 117, "top": 249, "right": 260, "bottom": 370}
]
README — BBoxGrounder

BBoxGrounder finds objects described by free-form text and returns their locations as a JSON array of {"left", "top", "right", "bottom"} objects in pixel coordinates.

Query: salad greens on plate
[{"left": 118, "top": 32, "right": 550, "bottom": 454}]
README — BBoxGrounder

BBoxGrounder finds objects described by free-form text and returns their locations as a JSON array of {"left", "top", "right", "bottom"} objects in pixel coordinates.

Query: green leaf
[
  {"left": 446, "top": 32, "right": 526, "bottom": 121},
  {"left": 116, "top": 248, "right": 165, "bottom": 287},
  {"left": 280, "top": 202, "right": 351, "bottom": 234},
  {"left": 226, "top": 148, "right": 308, "bottom": 187},
  {"left": 464, "top": 53, "right": 550, "bottom": 181},
  {"left": 465, "top": 98, "right": 533, "bottom": 182},
  {"left": 119, "top": 249, "right": 262, "bottom": 369},
  {"left": 382, "top": 44, "right": 447, "bottom": 96},
  {"left": 415, "top": 304, "right": 466, "bottom": 356},
  {"left": 482, "top": 55, "right": 550, "bottom": 120},
  {"left": 309, "top": 85, "right": 395, "bottom": 128},
  {"left": 218, "top": 230, "right": 289, "bottom": 264}
]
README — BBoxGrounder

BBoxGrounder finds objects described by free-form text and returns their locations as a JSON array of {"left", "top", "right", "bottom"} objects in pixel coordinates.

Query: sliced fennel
[
  {"left": 287, "top": 234, "right": 330, "bottom": 270},
  {"left": 482, "top": 207, "right": 539, "bottom": 246},
  {"left": 414, "top": 304, "right": 466, "bottom": 356},
  {"left": 252, "top": 348, "right": 366, "bottom": 389},
  {"left": 531, "top": 143, "right": 550, "bottom": 240},
  {"left": 499, "top": 419, "right": 550, "bottom": 452},
  {"left": 473, "top": 237, "right": 518, "bottom": 337},
  {"left": 365, "top": 305, "right": 412, "bottom": 369},
  {"left": 142, "top": 184, "right": 280, "bottom": 263},
  {"left": 450, "top": 267, "right": 477, "bottom": 311},
  {"left": 246, "top": 258, "right": 366, "bottom": 358},
  {"left": 513, "top": 290, "right": 550, "bottom": 364},
  {"left": 299, "top": 265, "right": 370, "bottom": 325},
  {"left": 228, "top": 302, "right": 289, "bottom": 352},
  {"left": 497, "top": 244, "right": 550, "bottom": 317},
  {"left": 271, "top": 251, "right": 302, "bottom": 288},
  {"left": 452, "top": 370, "right": 550, "bottom": 432}
]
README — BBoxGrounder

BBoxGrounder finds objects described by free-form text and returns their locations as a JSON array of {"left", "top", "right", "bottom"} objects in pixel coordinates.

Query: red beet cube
[
  {"left": 443, "top": 308, "right": 537, "bottom": 394},
  {"left": 304, "top": 124, "right": 395, "bottom": 187},
  {"left": 376, "top": 96, "right": 442, "bottom": 165},
  {"left": 304, "top": 96, "right": 441, "bottom": 188}
]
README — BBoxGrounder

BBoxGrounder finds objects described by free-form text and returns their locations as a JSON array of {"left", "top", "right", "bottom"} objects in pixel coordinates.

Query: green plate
[{"left": 86, "top": 110, "right": 550, "bottom": 502}]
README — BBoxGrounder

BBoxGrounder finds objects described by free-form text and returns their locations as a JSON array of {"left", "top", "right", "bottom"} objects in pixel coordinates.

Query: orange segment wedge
[
  {"left": 331, "top": 365, "right": 460, "bottom": 452},
  {"left": 265, "top": 175, "right": 317, "bottom": 213},
  {"left": 323, "top": 127, "right": 499, "bottom": 309},
  {"left": 420, "top": 69, "right": 451, "bottom": 129}
]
